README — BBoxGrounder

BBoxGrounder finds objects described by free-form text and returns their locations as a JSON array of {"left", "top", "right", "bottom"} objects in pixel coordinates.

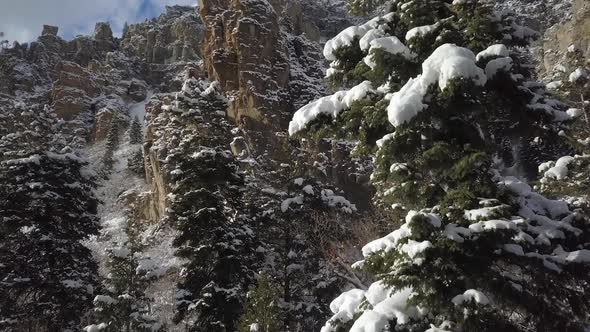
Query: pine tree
[
  {"left": 549, "top": 46, "right": 590, "bottom": 149},
  {"left": 128, "top": 148, "right": 145, "bottom": 177},
  {"left": 163, "top": 78, "right": 260, "bottom": 332},
  {"left": 129, "top": 116, "right": 143, "bottom": 145},
  {"left": 346, "top": 0, "right": 387, "bottom": 15},
  {"left": 103, "top": 118, "right": 120, "bottom": 173},
  {"left": 122, "top": 22, "right": 130, "bottom": 39},
  {"left": 86, "top": 243, "right": 163, "bottom": 332},
  {"left": 171, "top": 151, "right": 257, "bottom": 332},
  {"left": 243, "top": 166, "right": 360, "bottom": 332},
  {"left": 0, "top": 152, "right": 100, "bottom": 331},
  {"left": 291, "top": 1, "right": 590, "bottom": 331},
  {"left": 239, "top": 273, "right": 283, "bottom": 332},
  {"left": 271, "top": 180, "right": 357, "bottom": 332}
]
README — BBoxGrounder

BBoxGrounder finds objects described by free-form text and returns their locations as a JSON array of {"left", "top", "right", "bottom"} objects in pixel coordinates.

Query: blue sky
[{"left": 0, "top": 0, "right": 196, "bottom": 42}]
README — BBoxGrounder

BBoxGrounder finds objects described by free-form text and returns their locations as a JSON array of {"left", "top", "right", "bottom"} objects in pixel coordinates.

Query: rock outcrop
[
  {"left": 298, "top": 0, "right": 362, "bottom": 39},
  {"left": 198, "top": 0, "right": 375, "bottom": 209},
  {"left": 543, "top": 0, "right": 590, "bottom": 73},
  {"left": 200, "top": 0, "right": 291, "bottom": 129},
  {"left": 42, "top": 25, "right": 59, "bottom": 37},
  {"left": 121, "top": 6, "right": 203, "bottom": 64},
  {"left": 51, "top": 61, "right": 100, "bottom": 120},
  {"left": 200, "top": 0, "right": 328, "bottom": 164}
]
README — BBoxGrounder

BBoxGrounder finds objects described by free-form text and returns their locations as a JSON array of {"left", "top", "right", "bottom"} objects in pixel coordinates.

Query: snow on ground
[
  {"left": 83, "top": 136, "right": 147, "bottom": 276},
  {"left": 129, "top": 91, "right": 153, "bottom": 133},
  {"left": 83, "top": 96, "right": 183, "bottom": 328}
]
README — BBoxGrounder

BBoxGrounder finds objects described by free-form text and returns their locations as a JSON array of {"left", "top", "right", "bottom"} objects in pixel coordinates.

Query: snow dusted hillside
[{"left": 1, "top": 1, "right": 589, "bottom": 332}]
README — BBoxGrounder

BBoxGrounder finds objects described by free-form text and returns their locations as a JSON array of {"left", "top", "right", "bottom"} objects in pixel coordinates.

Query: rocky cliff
[
  {"left": 121, "top": 5, "right": 204, "bottom": 64},
  {"left": 542, "top": 0, "right": 590, "bottom": 75}
]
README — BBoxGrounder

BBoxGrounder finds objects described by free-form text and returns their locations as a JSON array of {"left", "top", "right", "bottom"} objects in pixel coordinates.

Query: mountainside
[{"left": 1, "top": 1, "right": 589, "bottom": 331}]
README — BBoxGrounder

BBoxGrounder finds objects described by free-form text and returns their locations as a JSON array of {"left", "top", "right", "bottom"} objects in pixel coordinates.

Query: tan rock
[
  {"left": 543, "top": 0, "right": 590, "bottom": 73},
  {"left": 51, "top": 61, "right": 100, "bottom": 120},
  {"left": 119, "top": 189, "right": 161, "bottom": 224},
  {"left": 285, "top": 0, "right": 321, "bottom": 42},
  {"left": 201, "top": 0, "right": 291, "bottom": 135},
  {"left": 91, "top": 108, "right": 114, "bottom": 142}
]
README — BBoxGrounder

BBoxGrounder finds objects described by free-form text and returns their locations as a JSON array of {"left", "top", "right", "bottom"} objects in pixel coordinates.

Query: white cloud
[{"left": 0, "top": 0, "right": 196, "bottom": 43}]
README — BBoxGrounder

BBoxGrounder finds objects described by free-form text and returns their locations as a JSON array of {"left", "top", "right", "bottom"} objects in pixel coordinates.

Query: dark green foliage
[
  {"left": 346, "top": 0, "right": 388, "bottom": 16},
  {"left": 302, "top": 0, "right": 590, "bottom": 331},
  {"left": 168, "top": 115, "right": 258, "bottom": 331},
  {"left": 0, "top": 153, "right": 100, "bottom": 331},
  {"left": 172, "top": 182, "right": 257, "bottom": 332},
  {"left": 128, "top": 148, "right": 144, "bottom": 177},
  {"left": 103, "top": 118, "right": 121, "bottom": 173},
  {"left": 89, "top": 244, "right": 163, "bottom": 332},
  {"left": 106, "top": 118, "right": 120, "bottom": 151},
  {"left": 328, "top": 36, "right": 367, "bottom": 89},
  {"left": 129, "top": 116, "right": 143, "bottom": 145},
  {"left": 248, "top": 174, "right": 357, "bottom": 332},
  {"left": 239, "top": 273, "right": 283, "bottom": 332},
  {"left": 306, "top": 0, "right": 534, "bottom": 156},
  {"left": 365, "top": 50, "right": 419, "bottom": 88},
  {"left": 122, "top": 22, "right": 130, "bottom": 39}
]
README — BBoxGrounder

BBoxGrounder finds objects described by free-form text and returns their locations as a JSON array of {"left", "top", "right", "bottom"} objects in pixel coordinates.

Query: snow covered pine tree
[
  {"left": 129, "top": 116, "right": 142, "bottom": 145},
  {"left": 150, "top": 78, "right": 259, "bottom": 331},
  {"left": 289, "top": 0, "right": 590, "bottom": 331},
  {"left": 243, "top": 172, "right": 358, "bottom": 332},
  {"left": 86, "top": 242, "right": 163, "bottom": 332},
  {"left": 0, "top": 153, "right": 100, "bottom": 331},
  {"left": 102, "top": 118, "right": 121, "bottom": 174}
]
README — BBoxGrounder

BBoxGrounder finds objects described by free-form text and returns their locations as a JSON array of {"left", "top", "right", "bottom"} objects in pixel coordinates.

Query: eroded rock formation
[
  {"left": 200, "top": 0, "right": 291, "bottom": 128},
  {"left": 543, "top": 0, "right": 590, "bottom": 73},
  {"left": 121, "top": 5, "right": 203, "bottom": 64},
  {"left": 52, "top": 61, "right": 100, "bottom": 120}
]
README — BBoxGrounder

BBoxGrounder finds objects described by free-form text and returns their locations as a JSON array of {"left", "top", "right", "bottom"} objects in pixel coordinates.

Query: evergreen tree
[
  {"left": 273, "top": 180, "right": 357, "bottom": 332},
  {"left": 122, "top": 22, "right": 130, "bottom": 39},
  {"left": 103, "top": 118, "right": 120, "bottom": 173},
  {"left": 243, "top": 166, "right": 359, "bottom": 332},
  {"left": 171, "top": 150, "right": 257, "bottom": 332},
  {"left": 291, "top": 1, "right": 590, "bottom": 331},
  {"left": 346, "top": 0, "right": 387, "bottom": 15},
  {"left": 239, "top": 273, "right": 283, "bottom": 332},
  {"left": 0, "top": 152, "right": 100, "bottom": 331},
  {"left": 86, "top": 243, "right": 163, "bottom": 332},
  {"left": 129, "top": 116, "right": 143, "bottom": 145},
  {"left": 549, "top": 46, "right": 590, "bottom": 149},
  {"left": 163, "top": 78, "right": 260, "bottom": 331},
  {"left": 128, "top": 148, "right": 145, "bottom": 177}
]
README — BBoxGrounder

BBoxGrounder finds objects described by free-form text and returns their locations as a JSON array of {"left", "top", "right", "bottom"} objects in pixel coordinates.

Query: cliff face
[
  {"left": 543, "top": 0, "right": 590, "bottom": 74},
  {"left": 200, "top": 0, "right": 291, "bottom": 131},
  {"left": 121, "top": 5, "right": 204, "bottom": 64}
]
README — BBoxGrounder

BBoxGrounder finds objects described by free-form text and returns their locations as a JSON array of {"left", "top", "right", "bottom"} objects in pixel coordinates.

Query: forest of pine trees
[
  {"left": 289, "top": 0, "right": 590, "bottom": 331},
  {"left": 0, "top": 0, "right": 589, "bottom": 331}
]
